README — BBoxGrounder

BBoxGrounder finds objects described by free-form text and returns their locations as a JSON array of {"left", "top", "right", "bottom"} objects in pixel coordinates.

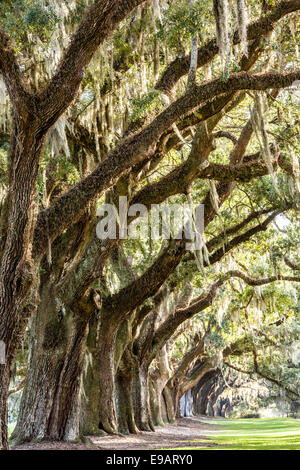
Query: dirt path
[{"left": 13, "top": 418, "right": 219, "bottom": 450}]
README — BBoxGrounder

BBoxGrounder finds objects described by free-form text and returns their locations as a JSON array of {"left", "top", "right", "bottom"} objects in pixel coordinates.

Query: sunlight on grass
[{"left": 170, "top": 418, "right": 300, "bottom": 450}]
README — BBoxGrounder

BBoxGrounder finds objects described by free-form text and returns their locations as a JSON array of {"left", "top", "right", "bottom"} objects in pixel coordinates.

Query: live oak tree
[
  {"left": 0, "top": 0, "right": 299, "bottom": 449},
  {"left": 0, "top": 0, "right": 153, "bottom": 449}
]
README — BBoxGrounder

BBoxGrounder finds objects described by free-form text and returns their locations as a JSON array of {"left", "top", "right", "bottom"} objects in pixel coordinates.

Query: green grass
[{"left": 170, "top": 418, "right": 300, "bottom": 450}]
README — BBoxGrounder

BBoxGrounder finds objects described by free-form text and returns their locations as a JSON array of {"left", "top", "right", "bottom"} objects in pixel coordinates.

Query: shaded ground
[
  {"left": 92, "top": 418, "right": 218, "bottom": 450},
  {"left": 13, "top": 418, "right": 218, "bottom": 450},
  {"left": 13, "top": 440, "right": 94, "bottom": 450}
]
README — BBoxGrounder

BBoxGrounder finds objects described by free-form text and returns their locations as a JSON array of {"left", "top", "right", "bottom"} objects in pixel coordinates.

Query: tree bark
[
  {"left": 162, "top": 386, "right": 176, "bottom": 424},
  {"left": 133, "top": 362, "right": 154, "bottom": 432},
  {"left": 149, "top": 346, "right": 173, "bottom": 426},
  {"left": 0, "top": 115, "right": 45, "bottom": 449},
  {"left": 116, "top": 370, "right": 138, "bottom": 434},
  {"left": 89, "top": 313, "right": 119, "bottom": 435},
  {"left": 149, "top": 379, "right": 164, "bottom": 426},
  {"left": 80, "top": 313, "right": 102, "bottom": 435},
  {"left": 115, "top": 331, "right": 139, "bottom": 435},
  {"left": 0, "top": 364, "right": 10, "bottom": 450},
  {"left": 11, "top": 283, "right": 89, "bottom": 444}
]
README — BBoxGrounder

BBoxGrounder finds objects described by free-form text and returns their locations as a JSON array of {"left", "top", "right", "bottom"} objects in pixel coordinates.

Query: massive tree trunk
[
  {"left": 80, "top": 313, "right": 102, "bottom": 436},
  {"left": 0, "top": 116, "right": 46, "bottom": 449},
  {"left": 149, "top": 345, "right": 173, "bottom": 426},
  {"left": 115, "top": 327, "right": 139, "bottom": 435},
  {"left": 97, "top": 316, "right": 119, "bottom": 434},
  {"left": 164, "top": 377, "right": 183, "bottom": 419},
  {"left": 162, "top": 386, "right": 176, "bottom": 424},
  {"left": 81, "top": 311, "right": 120, "bottom": 435},
  {"left": 116, "top": 369, "right": 138, "bottom": 434},
  {"left": 11, "top": 283, "right": 90, "bottom": 444},
  {"left": 133, "top": 361, "right": 154, "bottom": 432},
  {"left": 173, "top": 385, "right": 182, "bottom": 419},
  {"left": 0, "top": 365, "right": 10, "bottom": 450},
  {"left": 149, "top": 379, "right": 164, "bottom": 426},
  {"left": 82, "top": 314, "right": 137, "bottom": 436},
  {"left": 208, "top": 380, "right": 226, "bottom": 417}
]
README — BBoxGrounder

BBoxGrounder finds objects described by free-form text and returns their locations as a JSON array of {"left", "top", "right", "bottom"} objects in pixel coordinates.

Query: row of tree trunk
[
  {"left": 11, "top": 291, "right": 182, "bottom": 443},
  {"left": 11, "top": 259, "right": 229, "bottom": 444}
]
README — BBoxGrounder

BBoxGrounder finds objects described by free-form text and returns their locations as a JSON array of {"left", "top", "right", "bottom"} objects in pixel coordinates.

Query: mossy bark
[
  {"left": 11, "top": 284, "right": 89, "bottom": 444},
  {"left": 0, "top": 116, "right": 45, "bottom": 450},
  {"left": 0, "top": 364, "right": 10, "bottom": 449},
  {"left": 82, "top": 312, "right": 120, "bottom": 435},
  {"left": 80, "top": 313, "right": 102, "bottom": 436},
  {"left": 116, "top": 370, "right": 139, "bottom": 434},
  {"left": 133, "top": 362, "right": 155, "bottom": 432},
  {"left": 97, "top": 316, "right": 119, "bottom": 434},
  {"left": 149, "top": 379, "right": 164, "bottom": 427},
  {"left": 162, "top": 386, "right": 176, "bottom": 424},
  {"left": 115, "top": 328, "right": 139, "bottom": 434}
]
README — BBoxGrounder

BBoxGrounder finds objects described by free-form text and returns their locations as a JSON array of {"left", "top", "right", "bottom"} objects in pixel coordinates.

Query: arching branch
[
  {"left": 0, "top": 28, "right": 31, "bottom": 112},
  {"left": 33, "top": 69, "right": 300, "bottom": 257},
  {"left": 284, "top": 256, "right": 300, "bottom": 271},
  {"left": 156, "top": 0, "right": 300, "bottom": 94},
  {"left": 224, "top": 359, "right": 300, "bottom": 399},
  {"left": 36, "top": 0, "right": 146, "bottom": 128},
  {"left": 151, "top": 270, "right": 300, "bottom": 361}
]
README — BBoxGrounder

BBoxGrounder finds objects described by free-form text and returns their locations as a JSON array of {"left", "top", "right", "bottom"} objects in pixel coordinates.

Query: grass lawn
[{"left": 172, "top": 418, "right": 300, "bottom": 450}]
